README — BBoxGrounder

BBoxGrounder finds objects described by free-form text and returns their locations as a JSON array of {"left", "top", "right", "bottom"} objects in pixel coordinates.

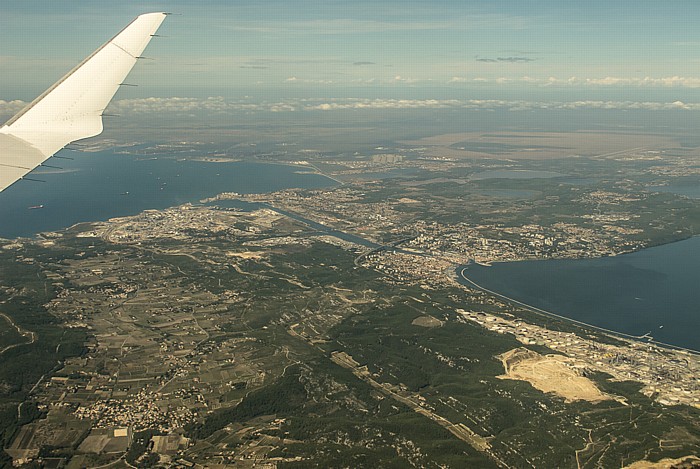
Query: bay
[
  {"left": 0, "top": 149, "right": 336, "bottom": 238},
  {"left": 459, "top": 237, "right": 700, "bottom": 351}
]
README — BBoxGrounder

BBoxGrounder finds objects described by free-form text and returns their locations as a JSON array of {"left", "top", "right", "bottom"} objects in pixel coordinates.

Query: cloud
[
  {"left": 305, "top": 98, "right": 463, "bottom": 110},
  {"left": 7, "top": 96, "right": 700, "bottom": 120},
  {"left": 216, "top": 11, "right": 533, "bottom": 37},
  {"left": 454, "top": 75, "right": 700, "bottom": 88},
  {"left": 582, "top": 76, "right": 700, "bottom": 87},
  {"left": 285, "top": 75, "right": 426, "bottom": 85},
  {"left": 224, "top": 18, "right": 465, "bottom": 35},
  {"left": 498, "top": 57, "right": 535, "bottom": 63},
  {"left": 0, "top": 99, "right": 26, "bottom": 121},
  {"left": 476, "top": 56, "right": 534, "bottom": 63},
  {"left": 101, "top": 97, "right": 700, "bottom": 116},
  {"left": 109, "top": 97, "right": 297, "bottom": 114},
  {"left": 353, "top": 61, "right": 376, "bottom": 66},
  {"left": 392, "top": 75, "right": 422, "bottom": 84},
  {"left": 269, "top": 104, "right": 296, "bottom": 112},
  {"left": 497, "top": 99, "right": 700, "bottom": 111},
  {"left": 111, "top": 97, "right": 231, "bottom": 113},
  {"left": 301, "top": 98, "right": 700, "bottom": 112},
  {"left": 284, "top": 77, "right": 335, "bottom": 84},
  {"left": 350, "top": 78, "right": 378, "bottom": 84}
]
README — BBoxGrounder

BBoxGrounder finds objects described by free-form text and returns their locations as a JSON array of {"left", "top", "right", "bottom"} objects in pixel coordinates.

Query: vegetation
[
  {"left": 0, "top": 246, "right": 88, "bottom": 461},
  {"left": 125, "top": 429, "right": 164, "bottom": 466},
  {"left": 186, "top": 366, "right": 307, "bottom": 439}
]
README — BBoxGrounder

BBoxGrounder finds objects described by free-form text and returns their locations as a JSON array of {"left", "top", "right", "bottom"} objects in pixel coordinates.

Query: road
[{"left": 0, "top": 311, "right": 36, "bottom": 355}]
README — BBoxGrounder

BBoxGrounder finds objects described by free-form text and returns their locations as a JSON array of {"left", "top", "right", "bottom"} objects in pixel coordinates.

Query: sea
[
  {"left": 0, "top": 148, "right": 336, "bottom": 239},
  {"left": 459, "top": 237, "right": 700, "bottom": 351}
]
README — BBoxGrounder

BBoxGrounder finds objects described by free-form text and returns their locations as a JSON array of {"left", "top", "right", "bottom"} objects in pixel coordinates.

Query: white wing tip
[
  {"left": 0, "top": 12, "right": 168, "bottom": 193},
  {"left": 140, "top": 12, "right": 169, "bottom": 18}
]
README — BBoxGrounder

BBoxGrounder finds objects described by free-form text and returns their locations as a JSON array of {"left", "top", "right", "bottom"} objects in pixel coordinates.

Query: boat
[{"left": 28, "top": 204, "right": 44, "bottom": 210}]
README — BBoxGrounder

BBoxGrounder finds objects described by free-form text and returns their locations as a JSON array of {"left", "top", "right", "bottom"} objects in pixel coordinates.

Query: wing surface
[{"left": 0, "top": 12, "right": 167, "bottom": 193}]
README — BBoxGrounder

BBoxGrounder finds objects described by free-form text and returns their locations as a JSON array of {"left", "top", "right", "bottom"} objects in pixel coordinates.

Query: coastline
[
  {"left": 456, "top": 265, "right": 700, "bottom": 356},
  {"left": 0, "top": 156, "right": 339, "bottom": 240}
]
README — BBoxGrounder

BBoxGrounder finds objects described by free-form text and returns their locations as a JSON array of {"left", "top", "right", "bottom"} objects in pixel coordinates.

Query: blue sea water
[
  {"left": 460, "top": 237, "right": 700, "bottom": 351},
  {"left": 0, "top": 149, "right": 336, "bottom": 238}
]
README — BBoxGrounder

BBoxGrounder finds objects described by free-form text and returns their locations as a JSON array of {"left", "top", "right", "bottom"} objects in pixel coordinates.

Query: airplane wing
[{"left": 0, "top": 12, "right": 168, "bottom": 193}]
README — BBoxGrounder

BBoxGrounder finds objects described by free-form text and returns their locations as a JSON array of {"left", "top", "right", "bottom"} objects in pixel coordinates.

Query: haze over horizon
[{"left": 3, "top": 0, "right": 700, "bottom": 107}]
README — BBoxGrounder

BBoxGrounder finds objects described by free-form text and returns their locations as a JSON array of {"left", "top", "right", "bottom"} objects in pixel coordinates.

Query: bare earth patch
[
  {"left": 411, "top": 315, "right": 444, "bottom": 328},
  {"left": 497, "top": 348, "right": 611, "bottom": 403},
  {"left": 623, "top": 455, "right": 700, "bottom": 469},
  {"left": 226, "top": 251, "right": 265, "bottom": 260}
]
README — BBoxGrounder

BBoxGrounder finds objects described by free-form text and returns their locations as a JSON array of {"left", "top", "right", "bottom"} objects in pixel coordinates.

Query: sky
[{"left": 3, "top": 0, "right": 700, "bottom": 115}]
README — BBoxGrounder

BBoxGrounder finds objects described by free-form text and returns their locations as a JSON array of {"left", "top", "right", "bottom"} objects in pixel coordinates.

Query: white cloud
[
  {"left": 515, "top": 100, "right": 700, "bottom": 111},
  {"left": 460, "top": 75, "right": 700, "bottom": 88},
  {"left": 3, "top": 96, "right": 700, "bottom": 127},
  {"left": 390, "top": 75, "right": 424, "bottom": 84},
  {"left": 305, "top": 98, "right": 462, "bottom": 110},
  {"left": 111, "top": 97, "right": 231, "bottom": 113},
  {"left": 302, "top": 98, "right": 700, "bottom": 111},
  {"left": 223, "top": 18, "right": 468, "bottom": 35},
  {"left": 108, "top": 97, "right": 296, "bottom": 114},
  {"left": 283, "top": 77, "right": 335, "bottom": 85},
  {"left": 282, "top": 75, "right": 429, "bottom": 86},
  {"left": 0, "top": 99, "right": 26, "bottom": 121},
  {"left": 5, "top": 96, "right": 700, "bottom": 119},
  {"left": 96, "top": 96, "right": 700, "bottom": 116},
  {"left": 269, "top": 104, "right": 296, "bottom": 112}
]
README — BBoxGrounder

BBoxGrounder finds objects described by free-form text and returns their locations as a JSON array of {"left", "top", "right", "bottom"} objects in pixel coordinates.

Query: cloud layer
[
  {"left": 4, "top": 97, "right": 700, "bottom": 124},
  {"left": 460, "top": 76, "right": 700, "bottom": 88},
  {"left": 0, "top": 99, "right": 26, "bottom": 121},
  {"left": 105, "top": 97, "right": 700, "bottom": 114},
  {"left": 476, "top": 57, "right": 535, "bottom": 63}
]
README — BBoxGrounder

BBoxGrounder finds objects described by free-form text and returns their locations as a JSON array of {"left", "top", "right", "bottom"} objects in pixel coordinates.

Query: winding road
[{"left": 0, "top": 311, "right": 36, "bottom": 355}]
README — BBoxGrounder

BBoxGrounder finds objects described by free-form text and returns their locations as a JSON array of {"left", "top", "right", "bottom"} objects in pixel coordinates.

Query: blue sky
[{"left": 2, "top": 1, "right": 700, "bottom": 106}]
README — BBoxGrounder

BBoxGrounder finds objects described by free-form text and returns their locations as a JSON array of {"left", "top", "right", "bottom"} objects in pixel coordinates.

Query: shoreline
[
  {"left": 0, "top": 157, "right": 339, "bottom": 241},
  {"left": 456, "top": 266, "right": 700, "bottom": 356}
]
